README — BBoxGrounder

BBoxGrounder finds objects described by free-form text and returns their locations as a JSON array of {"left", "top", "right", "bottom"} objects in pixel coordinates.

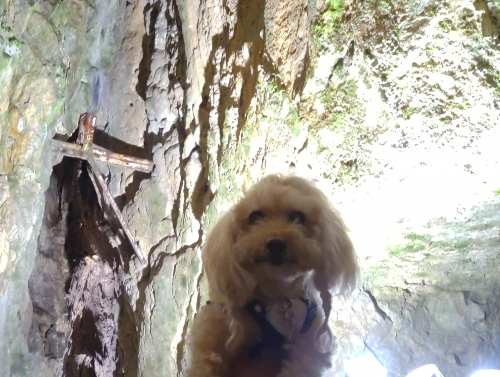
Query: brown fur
[{"left": 186, "top": 174, "right": 358, "bottom": 377}]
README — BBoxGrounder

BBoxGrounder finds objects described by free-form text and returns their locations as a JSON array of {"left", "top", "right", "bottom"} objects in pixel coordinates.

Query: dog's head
[{"left": 202, "top": 174, "right": 358, "bottom": 310}]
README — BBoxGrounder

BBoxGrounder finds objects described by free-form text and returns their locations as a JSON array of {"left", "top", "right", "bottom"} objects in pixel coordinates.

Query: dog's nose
[{"left": 266, "top": 238, "right": 287, "bottom": 266}]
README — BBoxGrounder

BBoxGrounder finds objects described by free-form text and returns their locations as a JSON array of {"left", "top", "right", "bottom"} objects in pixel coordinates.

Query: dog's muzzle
[{"left": 266, "top": 237, "right": 287, "bottom": 266}]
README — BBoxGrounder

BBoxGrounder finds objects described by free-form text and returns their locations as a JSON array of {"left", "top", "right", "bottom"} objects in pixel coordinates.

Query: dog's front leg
[{"left": 185, "top": 304, "right": 231, "bottom": 377}]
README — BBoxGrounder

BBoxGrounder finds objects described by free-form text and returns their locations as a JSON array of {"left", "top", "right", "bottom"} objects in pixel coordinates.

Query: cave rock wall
[{"left": 1, "top": 0, "right": 500, "bottom": 376}]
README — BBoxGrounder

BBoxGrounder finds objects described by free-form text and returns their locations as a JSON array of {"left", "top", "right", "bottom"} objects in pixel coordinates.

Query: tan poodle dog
[{"left": 186, "top": 174, "right": 358, "bottom": 377}]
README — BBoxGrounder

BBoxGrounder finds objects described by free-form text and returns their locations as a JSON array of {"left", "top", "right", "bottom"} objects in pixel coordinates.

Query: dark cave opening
[{"left": 23, "top": 156, "right": 140, "bottom": 377}]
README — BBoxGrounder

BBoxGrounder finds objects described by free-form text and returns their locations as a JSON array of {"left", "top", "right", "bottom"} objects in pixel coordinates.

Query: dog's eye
[
  {"left": 249, "top": 211, "right": 265, "bottom": 225},
  {"left": 288, "top": 211, "right": 306, "bottom": 224}
]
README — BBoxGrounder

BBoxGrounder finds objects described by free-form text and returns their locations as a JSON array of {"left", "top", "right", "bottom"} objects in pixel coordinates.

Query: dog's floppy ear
[
  {"left": 313, "top": 197, "right": 359, "bottom": 352},
  {"left": 202, "top": 209, "right": 256, "bottom": 308},
  {"left": 202, "top": 209, "right": 257, "bottom": 351},
  {"left": 281, "top": 175, "right": 358, "bottom": 294},
  {"left": 315, "top": 202, "right": 358, "bottom": 295}
]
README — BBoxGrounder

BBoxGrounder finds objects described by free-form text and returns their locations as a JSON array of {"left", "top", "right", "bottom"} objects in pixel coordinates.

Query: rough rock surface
[{"left": 0, "top": 0, "right": 499, "bottom": 377}]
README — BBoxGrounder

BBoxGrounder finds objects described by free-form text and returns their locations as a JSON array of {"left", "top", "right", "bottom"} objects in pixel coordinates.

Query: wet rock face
[
  {"left": 25, "top": 160, "right": 74, "bottom": 374},
  {"left": 0, "top": 0, "right": 162, "bottom": 374},
  {"left": 1, "top": 0, "right": 500, "bottom": 377}
]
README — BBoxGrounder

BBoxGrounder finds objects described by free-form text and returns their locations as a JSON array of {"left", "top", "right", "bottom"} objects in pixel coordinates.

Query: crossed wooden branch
[{"left": 51, "top": 113, "right": 153, "bottom": 263}]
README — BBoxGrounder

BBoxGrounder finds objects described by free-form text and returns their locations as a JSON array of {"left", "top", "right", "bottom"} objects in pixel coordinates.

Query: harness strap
[
  {"left": 299, "top": 298, "right": 318, "bottom": 334},
  {"left": 245, "top": 298, "right": 318, "bottom": 359},
  {"left": 245, "top": 299, "right": 288, "bottom": 359}
]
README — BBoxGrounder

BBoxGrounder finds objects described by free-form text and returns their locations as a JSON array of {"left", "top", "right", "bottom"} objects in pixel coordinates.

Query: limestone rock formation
[{"left": 0, "top": 0, "right": 499, "bottom": 376}]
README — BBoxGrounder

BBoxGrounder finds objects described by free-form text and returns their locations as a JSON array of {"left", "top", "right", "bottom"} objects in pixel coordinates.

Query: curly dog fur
[{"left": 185, "top": 174, "right": 358, "bottom": 377}]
